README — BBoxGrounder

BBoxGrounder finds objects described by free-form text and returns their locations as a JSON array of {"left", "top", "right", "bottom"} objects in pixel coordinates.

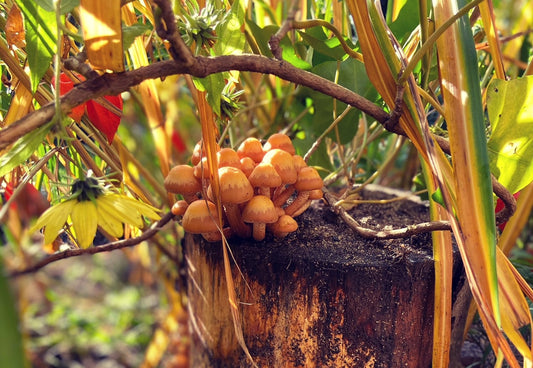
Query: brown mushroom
[
  {"left": 164, "top": 165, "right": 202, "bottom": 203},
  {"left": 263, "top": 133, "right": 296, "bottom": 155},
  {"left": 240, "top": 157, "right": 256, "bottom": 177},
  {"left": 285, "top": 166, "right": 323, "bottom": 216},
  {"left": 237, "top": 137, "right": 265, "bottom": 163},
  {"left": 217, "top": 148, "right": 242, "bottom": 170},
  {"left": 242, "top": 195, "right": 279, "bottom": 241},
  {"left": 262, "top": 148, "right": 297, "bottom": 186},
  {"left": 181, "top": 199, "right": 220, "bottom": 240},
  {"left": 217, "top": 166, "right": 254, "bottom": 238},
  {"left": 270, "top": 214, "right": 298, "bottom": 238},
  {"left": 171, "top": 200, "right": 189, "bottom": 216},
  {"left": 191, "top": 140, "right": 220, "bottom": 166},
  {"left": 248, "top": 162, "right": 282, "bottom": 198}
]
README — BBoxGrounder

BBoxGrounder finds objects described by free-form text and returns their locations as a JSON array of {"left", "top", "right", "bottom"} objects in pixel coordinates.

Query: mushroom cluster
[{"left": 164, "top": 133, "right": 323, "bottom": 242}]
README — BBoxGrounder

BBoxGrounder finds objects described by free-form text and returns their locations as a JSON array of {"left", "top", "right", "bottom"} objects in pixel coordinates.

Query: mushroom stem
[
  {"left": 291, "top": 199, "right": 312, "bottom": 217},
  {"left": 183, "top": 193, "right": 199, "bottom": 204},
  {"left": 273, "top": 185, "right": 295, "bottom": 207},
  {"left": 285, "top": 191, "right": 310, "bottom": 216},
  {"left": 252, "top": 223, "right": 267, "bottom": 241},
  {"left": 224, "top": 203, "right": 251, "bottom": 238},
  {"left": 258, "top": 186, "right": 271, "bottom": 198}
]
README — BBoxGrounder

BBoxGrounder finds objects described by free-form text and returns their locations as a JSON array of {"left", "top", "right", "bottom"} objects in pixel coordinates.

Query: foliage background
[{"left": 0, "top": 0, "right": 532, "bottom": 366}]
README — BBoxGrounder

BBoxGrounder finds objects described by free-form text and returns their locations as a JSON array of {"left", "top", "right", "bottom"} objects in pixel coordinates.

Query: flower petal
[
  {"left": 70, "top": 201, "right": 98, "bottom": 248},
  {"left": 95, "top": 197, "right": 124, "bottom": 238},
  {"left": 30, "top": 200, "right": 76, "bottom": 245},
  {"left": 113, "top": 195, "right": 161, "bottom": 220},
  {"left": 98, "top": 194, "right": 144, "bottom": 228}
]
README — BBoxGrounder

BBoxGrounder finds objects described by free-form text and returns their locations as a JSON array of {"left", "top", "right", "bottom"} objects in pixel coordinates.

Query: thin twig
[
  {"left": 9, "top": 212, "right": 175, "bottom": 278},
  {"left": 323, "top": 189, "right": 451, "bottom": 239},
  {"left": 268, "top": 0, "right": 300, "bottom": 59},
  {"left": 152, "top": 0, "right": 195, "bottom": 66}
]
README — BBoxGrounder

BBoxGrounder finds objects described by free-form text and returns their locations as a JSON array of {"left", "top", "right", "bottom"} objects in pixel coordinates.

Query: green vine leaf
[
  {"left": 487, "top": 76, "right": 533, "bottom": 194},
  {"left": 0, "top": 122, "right": 53, "bottom": 178},
  {"left": 16, "top": 0, "right": 57, "bottom": 93}
]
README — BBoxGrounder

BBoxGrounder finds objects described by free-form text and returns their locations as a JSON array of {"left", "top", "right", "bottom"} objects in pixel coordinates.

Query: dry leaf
[{"left": 6, "top": 4, "right": 26, "bottom": 50}]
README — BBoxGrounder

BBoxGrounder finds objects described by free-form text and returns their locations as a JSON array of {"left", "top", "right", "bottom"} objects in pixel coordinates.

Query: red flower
[
  {"left": 171, "top": 129, "right": 186, "bottom": 153},
  {"left": 54, "top": 73, "right": 123, "bottom": 144}
]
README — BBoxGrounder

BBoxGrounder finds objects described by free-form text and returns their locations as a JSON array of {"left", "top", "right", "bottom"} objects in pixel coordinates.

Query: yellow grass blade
[
  {"left": 80, "top": 0, "right": 124, "bottom": 72},
  {"left": 478, "top": 1, "right": 505, "bottom": 79},
  {"left": 122, "top": 3, "right": 171, "bottom": 203},
  {"left": 4, "top": 81, "right": 33, "bottom": 126},
  {"left": 196, "top": 92, "right": 256, "bottom": 367},
  {"left": 432, "top": 0, "right": 533, "bottom": 365}
]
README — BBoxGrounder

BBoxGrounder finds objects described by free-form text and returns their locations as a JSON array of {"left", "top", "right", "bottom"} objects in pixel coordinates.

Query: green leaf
[
  {"left": 35, "top": 0, "right": 79, "bottom": 14},
  {"left": 16, "top": 0, "right": 57, "bottom": 93},
  {"left": 0, "top": 122, "right": 53, "bottom": 178},
  {"left": 0, "top": 257, "right": 28, "bottom": 368},
  {"left": 123, "top": 23, "right": 151, "bottom": 51},
  {"left": 194, "top": 73, "right": 226, "bottom": 117},
  {"left": 298, "top": 28, "right": 349, "bottom": 62},
  {"left": 215, "top": 0, "right": 245, "bottom": 55},
  {"left": 298, "top": 58, "right": 377, "bottom": 144},
  {"left": 487, "top": 76, "right": 533, "bottom": 194},
  {"left": 244, "top": 20, "right": 275, "bottom": 57}
]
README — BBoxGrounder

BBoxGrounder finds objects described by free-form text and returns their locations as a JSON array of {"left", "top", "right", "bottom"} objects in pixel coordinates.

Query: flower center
[{"left": 71, "top": 177, "right": 104, "bottom": 201}]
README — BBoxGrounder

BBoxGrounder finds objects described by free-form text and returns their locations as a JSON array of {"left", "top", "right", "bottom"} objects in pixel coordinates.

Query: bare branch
[
  {"left": 9, "top": 211, "right": 175, "bottom": 278},
  {"left": 0, "top": 55, "right": 389, "bottom": 150},
  {"left": 152, "top": 0, "right": 195, "bottom": 66}
]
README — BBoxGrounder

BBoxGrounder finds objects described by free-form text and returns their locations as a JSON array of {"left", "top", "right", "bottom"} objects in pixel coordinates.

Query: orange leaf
[{"left": 5, "top": 4, "right": 25, "bottom": 50}]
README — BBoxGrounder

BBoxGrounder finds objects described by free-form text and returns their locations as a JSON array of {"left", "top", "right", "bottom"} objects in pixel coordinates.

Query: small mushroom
[
  {"left": 181, "top": 200, "right": 220, "bottom": 239},
  {"left": 217, "top": 147, "right": 242, "bottom": 170},
  {"left": 262, "top": 148, "right": 297, "bottom": 185},
  {"left": 240, "top": 157, "right": 256, "bottom": 177},
  {"left": 191, "top": 140, "right": 220, "bottom": 166},
  {"left": 237, "top": 137, "right": 265, "bottom": 163},
  {"left": 270, "top": 214, "right": 298, "bottom": 238},
  {"left": 285, "top": 166, "right": 323, "bottom": 216},
  {"left": 164, "top": 165, "right": 202, "bottom": 203},
  {"left": 171, "top": 200, "right": 189, "bottom": 216},
  {"left": 263, "top": 133, "right": 296, "bottom": 155},
  {"left": 248, "top": 162, "right": 282, "bottom": 198},
  {"left": 217, "top": 166, "right": 254, "bottom": 238},
  {"left": 242, "top": 195, "right": 279, "bottom": 241}
]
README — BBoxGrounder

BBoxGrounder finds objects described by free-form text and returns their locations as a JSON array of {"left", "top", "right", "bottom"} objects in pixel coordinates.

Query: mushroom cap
[
  {"left": 191, "top": 140, "right": 220, "bottom": 166},
  {"left": 309, "top": 188, "right": 323, "bottom": 200},
  {"left": 171, "top": 200, "right": 189, "bottom": 216},
  {"left": 164, "top": 165, "right": 201, "bottom": 194},
  {"left": 217, "top": 148, "right": 242, "bottom": 170},
  {"left": 261, "top": 149, "right": 297, "bottom": 184},
  {"left": 240, "top": 157, "right": 256, "bottom": 177},
  {"left": 237, "top": 137, "right": 265, "bottom": 163},
  {"left": 292, "top": 155, "right": 307, "bottom": 173},
  {"left": 294, "top": 166, "right": 323, "bottom": 191},
  {"left": 182, "top": 200, "right": 219, "bottom": 234},
  {"left": 248, "top": 162, "right": 282, "bottom": 188},
  {"left": 242, "top": 195, "right": 278, "bottom": 224},
  {"left": 218, "top": 166, "right": 254, "bottom": 204},
  {"left": 271, "top": 214, "right": 298, "bottom": 234},
  {"left": 263, "top": 133, "right": 296, "bottom": 155},
  {"left": 193, "top": 156, "right": 210, "bottom": 180}
]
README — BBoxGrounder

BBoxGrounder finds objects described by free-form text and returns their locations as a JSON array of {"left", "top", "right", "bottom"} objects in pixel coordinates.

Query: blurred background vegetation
[{"left": 0, "top": 0, "right": 532, "bottom": 366}]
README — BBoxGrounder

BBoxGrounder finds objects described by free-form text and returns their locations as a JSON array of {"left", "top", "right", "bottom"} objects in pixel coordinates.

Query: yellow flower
[{"left": 30, "top": 178, "right": 160, "bottom": 249}]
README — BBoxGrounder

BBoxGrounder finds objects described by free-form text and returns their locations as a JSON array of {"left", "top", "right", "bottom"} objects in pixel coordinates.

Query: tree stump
[{"left": 184, "top": 185, "right": 463, "bottom": 368}]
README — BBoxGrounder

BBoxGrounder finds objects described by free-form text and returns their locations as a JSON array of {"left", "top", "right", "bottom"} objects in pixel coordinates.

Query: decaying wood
[{"left": 184, "top": 186, "right": 464, "bottom": 367}]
